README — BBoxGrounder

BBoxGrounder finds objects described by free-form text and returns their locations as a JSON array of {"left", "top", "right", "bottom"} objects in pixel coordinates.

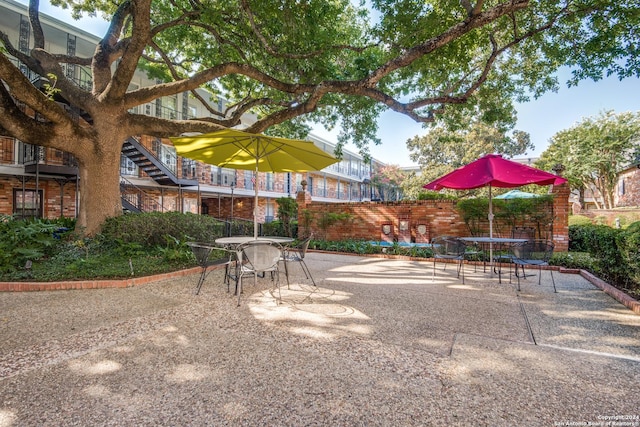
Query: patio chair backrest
[
  {"left": 240, "top": 241, "right": 282, "bottom": 271},
  {"left": 432, "top": 236, "right": 466, "bottom": 257},
  {"left": 512, "top": 240, "right": 554, "bottom": 262}
]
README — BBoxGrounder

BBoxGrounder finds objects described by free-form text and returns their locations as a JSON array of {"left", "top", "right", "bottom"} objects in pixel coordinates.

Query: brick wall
[
  {"left": 616, "top": 167, "right": 640, "bottom": 207},
  {"left": 298, "top": 184, "right": 570, "bottom": 251},
  {"left": 0, "top": 176, "right": 77, "bottom": 219}
]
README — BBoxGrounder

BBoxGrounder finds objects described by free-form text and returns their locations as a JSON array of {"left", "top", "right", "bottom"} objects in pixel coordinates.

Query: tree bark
[{"left": 77, "top": 148, "right": 123, "bottom": 235}]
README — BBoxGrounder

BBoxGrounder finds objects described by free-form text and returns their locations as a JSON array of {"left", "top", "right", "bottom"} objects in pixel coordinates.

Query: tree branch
[
  {"left": 28, "top": 0, "right": 45, "bottom": 49},
  {"left": 91, "top": 5, "right": 130, "bottom": 94},
  {"left": 0, "top": 54, "right": 77, "bottom": 127}
]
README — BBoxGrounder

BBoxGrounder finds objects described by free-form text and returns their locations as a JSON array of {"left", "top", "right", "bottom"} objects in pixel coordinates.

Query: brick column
[
  {"left": 551, "top": 173, "right": 571, "bottom": 252},
  {"left": 296, "top": 189, "right": 312, "bottom": 208}
]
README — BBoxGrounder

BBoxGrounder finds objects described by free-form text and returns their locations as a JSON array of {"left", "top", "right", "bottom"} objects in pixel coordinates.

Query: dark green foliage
[
  {"left": 549, "top": 252, "right": 598, "bottom": 270},
  {"left": 568, "top": 215, "right": 594, "bottom": 226},
  {"left": 0, "top": 212, "right": 214, "bottom": 281},
  {"left": 417, "top": 192, "right": 458, "bottom": 200},
  {"left": 457, "top": 196, "right": 554, "bottom": 238},
  {"left": 0, "top": 216, "right": 72, "bottom": 273},
  {"left": 275, "top": 197, "right": 298, "bottom": 237},
  {"left": 262, "top": 220, "right": 298, "bottom": 238},
  {"left": 617, "top": 222, "right": 640, "bottom": 289},
  {"left": 308, "top": 239, "right": 434, "bottom": 258},
  {"left": 100, "top": 212, "right": 227, "bottom": 247},
  {"left": 569, "top": 223, "right": 640, "bottom": 296}
]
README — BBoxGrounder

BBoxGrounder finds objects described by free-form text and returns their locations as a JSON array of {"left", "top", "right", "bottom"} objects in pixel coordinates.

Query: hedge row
[{"left": 569, "top": 222, "right": 640, "bottom": 296}]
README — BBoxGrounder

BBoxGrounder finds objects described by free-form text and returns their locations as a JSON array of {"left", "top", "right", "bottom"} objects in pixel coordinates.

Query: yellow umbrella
[{"left": 170, "top": 129, "right": 338, "bottom": 237}]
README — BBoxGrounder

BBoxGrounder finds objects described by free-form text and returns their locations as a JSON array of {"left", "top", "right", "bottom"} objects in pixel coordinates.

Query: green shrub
[
  {"left": 568, "top": 215, "right": 593, "bottom": 226},
  {"left": 308, "top": 239, "right": 434, "bottom": 258},
  {"left": 457, "top": 196, "right": 553, "bottom": 237},
  {"left": 417, "top": 192, "right": 457, "bottom": 200},
  {"left": 262, "top": 220, "right": 298, "bottom": 237},
  {"left": 0, "top": 217, "right": 71, "bottom": 273},
  {"left": 550, "top": 251, "right": 598, "bottom": 271},
  {"left": 617, "top": 221, "right": 640, "bottom": 292},
  {"left": 568, "top": 223, "right": 637, "bottom": 292},
  {"left": 100, "top": 212, "right": 226, "bottom": 247}
]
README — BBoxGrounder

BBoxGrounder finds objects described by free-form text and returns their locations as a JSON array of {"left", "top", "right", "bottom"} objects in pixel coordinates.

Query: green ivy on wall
[{"left": 456, "top": 195, "right": 555, "bottom": 239}]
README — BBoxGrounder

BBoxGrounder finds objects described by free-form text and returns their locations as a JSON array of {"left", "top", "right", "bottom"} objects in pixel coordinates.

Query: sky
[
  {"left": 29, "top": 0, "right": 640, "bottom": 167},
  {"left": 317, "top": 74, "right": 640, "bottom": 167}
]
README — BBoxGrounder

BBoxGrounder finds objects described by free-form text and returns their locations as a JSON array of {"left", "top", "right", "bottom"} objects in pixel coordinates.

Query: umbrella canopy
[
  {"left": 170, "top": 129, "right": 338, "bottom": 238},
  {"left": 424, "top": 154, "right": 566, "bottom": 191},
  {"left": 424, "top": 154, "right": 567, "bottom": 274},
  {"left": 494, "top": 190, "right": 542, "bottom": 199}
]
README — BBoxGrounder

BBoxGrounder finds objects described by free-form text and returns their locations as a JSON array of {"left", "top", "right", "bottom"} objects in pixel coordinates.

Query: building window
[
  {"left": 265, "top": 200, "right": 275, "bottom": 223},
  {"left": 13, "top": 189, "right": 43, "bottom": 218},
  {"left": 245, "top": 172, "right": 255, "bottom": 190},
  {"left": 183, "top": 197, "right": 198, "bottom": 214},
  {"left": 619, "top": 178, "right": 625, "bottom": 195},
  {"left": 120, "top": 154, "right": 138, "bottom": 176},
  {"left": 265, "top": 173, "right": 274, "bottom": 191},
  {"left": 285, "top": 173, "right": 292, "bottom": 194},
  {"left": 182, "top": 158, "right": 196, "bottom": 179}
]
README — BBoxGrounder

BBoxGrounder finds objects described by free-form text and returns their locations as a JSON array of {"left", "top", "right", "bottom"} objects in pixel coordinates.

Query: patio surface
[{"left": 1, "top": 252, "right": 639, "bottom": 426}]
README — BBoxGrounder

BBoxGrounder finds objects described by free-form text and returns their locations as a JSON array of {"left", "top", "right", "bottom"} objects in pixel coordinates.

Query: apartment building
[{"left": 0, "top": 0, "right": 382, "bottom": 224}]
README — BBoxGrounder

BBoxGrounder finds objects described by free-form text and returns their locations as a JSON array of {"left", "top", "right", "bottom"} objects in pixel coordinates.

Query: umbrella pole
[
  {"left": 254, "top": 164, "right": 259, "bottom": 239},
  {"left": 489, "top": 184, "right": 494, "bottom": 277}
]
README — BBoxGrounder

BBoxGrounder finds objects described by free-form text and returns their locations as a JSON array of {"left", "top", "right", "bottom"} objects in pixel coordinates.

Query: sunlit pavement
[{"left": 1, "top": 252, "right": 639, "bottom": 426}]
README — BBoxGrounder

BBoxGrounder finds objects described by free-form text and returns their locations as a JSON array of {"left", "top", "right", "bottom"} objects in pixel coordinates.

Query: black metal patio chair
[
  {"left": 510, "top": 240, "right": 557, "bottom": 293},
  {"left": 431, "top": 236, "right": 467, "bottom": 284},
  {"left": 187, "top": 242, "right": 235, "bottom": 295},
  {"left": 280, "top": 235, "right": 315, "bottom": 287},
  {"left": 237, "top": 240, "right": 283, "bottom": 306}
]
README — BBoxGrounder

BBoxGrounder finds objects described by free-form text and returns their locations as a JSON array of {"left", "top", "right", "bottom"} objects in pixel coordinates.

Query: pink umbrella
[{"left": 424, "top": 154, "right": 567, "bottom": 272}]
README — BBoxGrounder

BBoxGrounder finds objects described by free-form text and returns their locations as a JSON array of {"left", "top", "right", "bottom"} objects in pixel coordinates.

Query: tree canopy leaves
[
  {"left": 1, "top": 0, "right": 639, "bottom": 233},
  {"left": 404, "top": 121, "right": 534, "bottom": 197},
  {"left": 536, "top": 110, "right": 640, "bottom": 209}
]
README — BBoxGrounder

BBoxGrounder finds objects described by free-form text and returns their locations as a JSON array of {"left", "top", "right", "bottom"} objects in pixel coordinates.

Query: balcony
[{"left": 22, "top": 144, "right": 79, "bottom": 177}]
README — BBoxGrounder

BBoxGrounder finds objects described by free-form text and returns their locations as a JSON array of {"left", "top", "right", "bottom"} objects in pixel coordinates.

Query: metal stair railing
[
  {"left": 121, "top": 136, "right": 190, "bottom": 186},
  {"left": 120, "top": 176, "right": 164, "bottom": 213}
]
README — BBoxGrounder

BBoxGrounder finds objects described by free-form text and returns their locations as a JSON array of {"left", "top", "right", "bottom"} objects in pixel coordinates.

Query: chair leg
[
  {"left": 550, "top": 269, "right": 557, "bottom": 293},
  {"left": 223, "top": 263, "right": 230, "bottom": 292},
  {"left": 195, "top": 267, "right": 207, "bottom": 295},
  {"left": 274, "top": 270, "right": 282, "bottom": 304},
  {"left": 300, "top": 260, "right": 316, "bottom": 286},
  {"left": 282, "top": 259, "right": 290, "bottom": 289},
  {"left": 538, "top": 266, "right": 542, "bottom": 286}
]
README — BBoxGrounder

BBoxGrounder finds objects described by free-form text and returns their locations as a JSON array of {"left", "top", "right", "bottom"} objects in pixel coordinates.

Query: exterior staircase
[{"left": 121, "top": 136, "right": 197, "bottom": 186}]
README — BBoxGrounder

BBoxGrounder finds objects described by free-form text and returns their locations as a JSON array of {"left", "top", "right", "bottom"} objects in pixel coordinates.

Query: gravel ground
[{"left": 1, "top": 252, "right": 639, "bottom": 426}]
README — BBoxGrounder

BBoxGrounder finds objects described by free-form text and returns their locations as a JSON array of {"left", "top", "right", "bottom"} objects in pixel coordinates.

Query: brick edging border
[
  {"left": 577, "top": 270, "right": 640, "bottom": 315},
  {"left": 1, "top": 251, "right": 638, "bottom": 315},
  {"left": 0, "top": 267, "right": 203, "bottom": 292}
]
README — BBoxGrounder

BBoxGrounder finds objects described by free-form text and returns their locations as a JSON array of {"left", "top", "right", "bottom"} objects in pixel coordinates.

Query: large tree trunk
[{"left": 77, "top": 147, "right": 123, "bottom": 236}]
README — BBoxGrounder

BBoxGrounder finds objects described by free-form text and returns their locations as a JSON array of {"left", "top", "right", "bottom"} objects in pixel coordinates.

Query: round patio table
[
  {"left": 215, "top": 236, "right": 294, "bottom": 302},
  {"left": 458, "top": 237, "right": 528, "bottom": 283}
]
